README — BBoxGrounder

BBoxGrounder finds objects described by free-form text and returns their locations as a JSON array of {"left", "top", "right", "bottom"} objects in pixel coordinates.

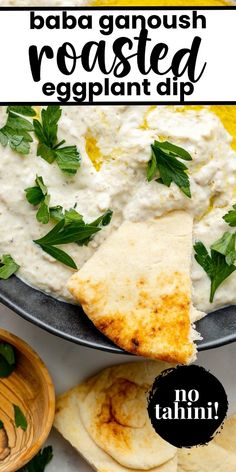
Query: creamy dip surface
[
  {"left": 1, "top": 0, "right": 236, "bottom": 319},
  {"left": 0, "top": 104, "right": 236, "bottom": 317}
]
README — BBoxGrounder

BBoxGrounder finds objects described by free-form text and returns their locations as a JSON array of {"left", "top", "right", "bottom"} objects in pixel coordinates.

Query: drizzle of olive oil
[
  {"left": 175, "top": 106, "right": 236, "bottom": 151},
  {"left": 88, "top": 0, "right": 236, "bottom": 173},
  {"left": 210, "top": 106, "right": 236, "bottom": 150},
  {"left": 140, "top": 106, "right": 156, "bottom": 130},
  {"left": 141, "top": 104, "right": 236, "bottom": 152},
  {"left": 195, "top": 195, "right": 217, "bottom": 221},
  {"left": 90, "top": 0, "right": 236, "bottom": 147},
  {"left": 33, "top": 106, "right": 41, "bottom": 120},
  {"left": 85, "top": 133, "right": 103, "bottom": 170}
]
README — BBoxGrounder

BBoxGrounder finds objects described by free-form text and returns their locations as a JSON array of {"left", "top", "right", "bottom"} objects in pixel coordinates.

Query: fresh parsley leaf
[
  {"left": 211, "top": 232, "right": 236, "bottom": 266},
  {"left": 51, "top": 207, "right": 112, "bottom": 228},
  {"left": 0, "top": 343, "right": 15, "bottom": 366},
  {"left": 34, "top": 106, "right": 61, "bottom": 149},
  {"left": 0, "top": 420, "right": 3, "bottom": 429},
  {"left": 64, "top": 208, "right": 84, "bottom": 225},
  {"left": 39, "top": 244, "right": 77, "bottom": 270},
  {"left": 41, "top": 106, "right": 62, "bottom": 145},
  {"left": 8, "top": 107, "right": 36, "bottom": 117},
  {"left": 0, "top": 254, "right": 20, "bottom": 280},
  {"left": 91, "top": 208, "right": 113, "bottom": 227},
  {"left": 19, "top": 446, "right": 53, "bottom": 472},
  {"left": 34, "top": 209, "right": 113, "bottom": 269},
  {"left": 147, "top": 152, "right": 157, "bottom": 182},
  {"left": 35, "top": 175, "right": 48, "bottom": 196},
  {"left": 194, "top": 240, "right": 236, "bottom": 302},
  {"left": 36, "top": 141, "right": 56, "bottom": 164},
  {"left": 33, "top": 221, "right": 79, "bottom": 269},
  {"left": 25, "top": 175, "right": 47, "bottom": 205},
  {"left": 0, "top": 355, "right": 14, "bottom": 378},
  {"left": 35, "top": 221, "right": 100, "bottom": 246},
  {"left": 13, "top": 405, "right": 28, "bottom": 431},
  {"left": 223, "top": 204, "right": 236, "bottom": 227},
  {"left": 153, "top": 141, "right": 192, "bottom": 161},
  {"left": 33, "top": 107, "right": 81, "bottom": 175},
  {"left": 25, "top": 176, "right": 50, "bottom": 224},
  {"left": 147, "top": 140, "right": 192, "bottom": 198},
  {"left": 50, "top": 207, "right": 83, "bottom": 225},
  {"left": 25, "top": 186, "right": 44, "bottom": 206},
  {"left": 49, "top": 205, "right": 64, "bottom": 222},
  {"left": 78, "top": 208, "right": 113, "bottom": 246},
  {"left": 0, "top": 343, "right": 16, "bottom": 378},
  {"left": 0, "top": 107, "right": 36, "bottom": 155},
  {"left": 55, "top": 146, "right": 81, "bottom": 175},
  {"left": 36, "top": 195, "right": 50, "bottom": 225}
]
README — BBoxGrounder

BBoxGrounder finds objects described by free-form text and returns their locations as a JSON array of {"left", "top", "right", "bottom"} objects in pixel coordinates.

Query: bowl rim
[
  {"left": 0, "top": 275, "right": 236, "bottom": 356},
  {"left": 7, "top": 296, "right": 236, "bottom": 353},
  {"left": 0, "top": 328, "right": 55, "bottom": 472}
]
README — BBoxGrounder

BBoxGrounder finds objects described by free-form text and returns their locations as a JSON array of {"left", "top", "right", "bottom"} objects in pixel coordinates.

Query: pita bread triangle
[{"left": 68, "top": 211, "right": 202, "bottom": 364}]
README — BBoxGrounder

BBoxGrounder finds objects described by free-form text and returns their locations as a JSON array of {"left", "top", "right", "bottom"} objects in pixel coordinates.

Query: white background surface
[{"left": 1, "top": 303, "right": 236, "bottom": 471}]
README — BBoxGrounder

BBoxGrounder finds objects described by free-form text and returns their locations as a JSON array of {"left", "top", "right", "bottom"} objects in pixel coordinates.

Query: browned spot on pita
[
  {"left": 95, "top": 387, "right": 130, "bottom": 450},
  {"left": 80, "top": 273, "right": 193, "bottom": 364},
  {"left": 68, "top": 215, "right": 198, "bottom": 364},
  {"left": 137, "top": 277, "right": 147, "bottom": 286},
  {"left": 93, "top": 378, "right": 148, "bottom": 452},
  {"left": 54, "top": 361, "right": 177, "bottom": 471}
]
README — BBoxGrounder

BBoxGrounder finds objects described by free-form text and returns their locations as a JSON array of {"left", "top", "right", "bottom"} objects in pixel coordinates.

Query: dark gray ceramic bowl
[{"left": 0, "top": 276, "right": 236, "bottom": 353}]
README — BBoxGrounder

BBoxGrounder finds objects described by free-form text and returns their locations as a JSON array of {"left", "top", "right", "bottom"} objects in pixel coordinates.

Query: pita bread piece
[
  {"left": 79, "top": 361, "right": 176, "bottom": 470},
  {"left": 178, "top": 415, "right": 236, "bottom": 472},
  {"left": 68, "top": 211, "right": 201, "bottom": 364},
  {"left": 55, "top": 361, "right": 177, "bottom": 472}
]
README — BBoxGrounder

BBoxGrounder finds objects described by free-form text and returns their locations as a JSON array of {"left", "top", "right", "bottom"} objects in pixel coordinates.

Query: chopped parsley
[
  {"left": 147, "top": 140, "right": 192, "bottom": 198},
  {"left": 211, "top": 232, "right": 236, "bottom": 266},
  {"left": 0, "top": 254, "right": 20, "bottom": 280},
  {"left": 0, "top": 420, "right": 3, "bottom": 429},
  {"left": 19, "top": 446, "right": 53, "bottom": 472},
  {"left": 194, "top": 236, "right": 236, "bottom": 302},
  {"left": 77, "top": 208, "right": 113, "bottom": 246},
  {"left": 49, "top": 206, "right": 84, "bottom": 225},
  {"left": 0, "top": 106, "right": 81, "bottom": 176},
  {"left": 33, "top": 106, "right": 81, "bottom": 175},
  {"left": 49, "top": 205, "right": 64, "bottom": 223},
  {"left": 34, "top": 208, "right": 113, "bottom": 269},
  {"left": 0, "top": 355, "right": 13, "bottom": 378},
  {"left": 25, "top": 176, "right": 50, "bottom": 224},
  {"left": 0, "top": 343, "right": 15, "bottom": 366},
  {"left": 223, "top": 204, "right": 236, "bottom": 227},
  {"left": 50, "top": 206, "right": 113, "bottom": 241},
  {"left": 0, "top": 106, "right": 36, "bottom": 155},
  {"left": 13, "top": 405, "right": 28, "bottom": 431},
  {"left": 0, "top": 342, "right": 16, "bottom": 378}
]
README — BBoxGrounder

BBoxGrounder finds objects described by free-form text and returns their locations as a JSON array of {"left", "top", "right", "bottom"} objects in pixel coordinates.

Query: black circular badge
[{"left": 147, "top": 365, "right": 228, "bottom": 448}]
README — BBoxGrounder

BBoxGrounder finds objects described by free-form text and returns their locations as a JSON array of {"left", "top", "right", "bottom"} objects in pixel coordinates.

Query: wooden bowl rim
[{"left": 0, "top": 328, "right": 55, "bottom": 472}]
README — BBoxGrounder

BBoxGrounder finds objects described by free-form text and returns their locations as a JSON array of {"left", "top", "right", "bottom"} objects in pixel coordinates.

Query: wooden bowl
[{"left": 0, "top": 329, "right": 55, "bottom": 472}]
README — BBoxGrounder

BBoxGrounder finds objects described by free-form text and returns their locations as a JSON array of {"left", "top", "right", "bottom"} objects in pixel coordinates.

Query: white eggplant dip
[{"left": 0, "top": 105, "right": 235, "bottom": 319}]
